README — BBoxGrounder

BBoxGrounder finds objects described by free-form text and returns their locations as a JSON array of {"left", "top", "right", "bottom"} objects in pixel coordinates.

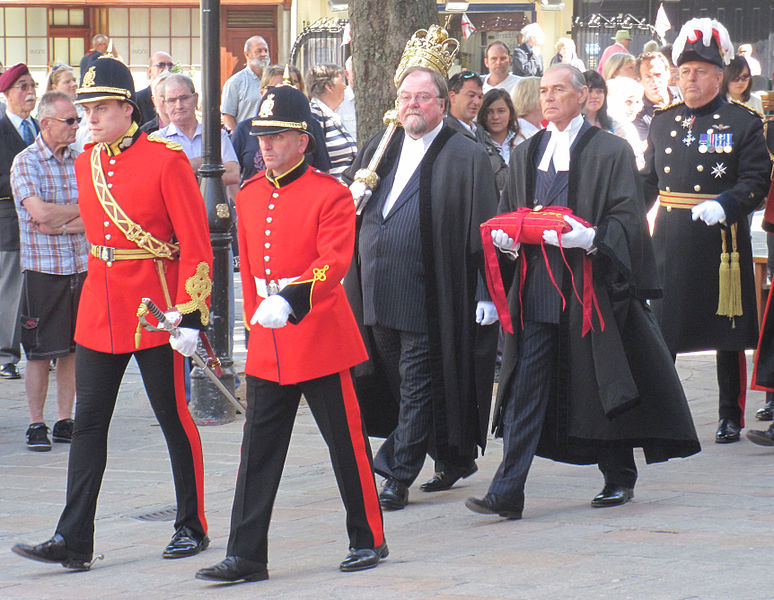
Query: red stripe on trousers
[
  {"left": 338, "top": 369, "right": 384, "bottom": 547},
  {"left": 173, "top": 352, "right": 207, "bottom": 533},
  {"left": 737, "top": 350, "right": 747, "bottom": 428}
]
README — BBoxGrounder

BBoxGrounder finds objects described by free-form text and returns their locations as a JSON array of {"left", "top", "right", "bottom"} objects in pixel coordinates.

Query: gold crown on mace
[{"left": 394, "top": 24, "right": 459, "bottom": 87}]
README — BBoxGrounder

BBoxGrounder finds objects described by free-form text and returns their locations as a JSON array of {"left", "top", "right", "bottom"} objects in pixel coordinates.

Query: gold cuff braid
[{"left": 176, "top": 262, "right": 212, "bottom": 326}]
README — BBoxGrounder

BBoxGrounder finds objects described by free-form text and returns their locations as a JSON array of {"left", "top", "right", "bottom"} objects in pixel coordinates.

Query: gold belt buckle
[
  {"left": 267, "top": 281, "right": 280, "bottom": 296},
  {"left": 99, "top": 246, "right": 114, "bottom": 262}
]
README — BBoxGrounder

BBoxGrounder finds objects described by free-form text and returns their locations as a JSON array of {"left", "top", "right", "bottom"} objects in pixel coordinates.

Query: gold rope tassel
[{"left": 716, "top": 224, "right": 743, "bottom": 324}]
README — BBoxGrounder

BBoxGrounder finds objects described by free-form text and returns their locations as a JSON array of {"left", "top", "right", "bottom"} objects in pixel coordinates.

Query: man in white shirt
[
  {"left": 160, "top": 74, "right": 240, "bottom": 186},
  {"left": 344, "top": 67, "right": 500, "bottom": 510},
  {"left": 220, "top": 36, "right": 270, "bottom": 132},
  {"left": 482, "top": 42, "right": 522, "bottom": 94}
]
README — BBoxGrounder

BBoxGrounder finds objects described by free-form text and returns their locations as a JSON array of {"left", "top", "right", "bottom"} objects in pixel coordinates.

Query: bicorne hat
[
  {"left": 250, "top": 85, "right": 316, "bottom": 151},
  {"left": 75, "top": 56, "right": 141, "bottom": 122},
  {"left": 672, "top": 18, "right": 734, "bottom": 68}
]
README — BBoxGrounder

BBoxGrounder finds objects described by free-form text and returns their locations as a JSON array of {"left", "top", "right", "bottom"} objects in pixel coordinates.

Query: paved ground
[{"left": 1, "top": 315, "right": 774, "bottom": 598}]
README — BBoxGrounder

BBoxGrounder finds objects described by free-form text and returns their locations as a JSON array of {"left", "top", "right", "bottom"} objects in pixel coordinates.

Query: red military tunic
[
  {"left": 74, "top": 131, "right": 213, "bottom": 354},
  {"left": 237, "top": 160, "right": 367, "bottom": 383}
]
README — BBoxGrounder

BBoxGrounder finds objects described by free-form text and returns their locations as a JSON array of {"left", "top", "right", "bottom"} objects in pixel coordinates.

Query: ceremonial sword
[{"left": 137, "top": 298, "right": 246, "bottom": 413}]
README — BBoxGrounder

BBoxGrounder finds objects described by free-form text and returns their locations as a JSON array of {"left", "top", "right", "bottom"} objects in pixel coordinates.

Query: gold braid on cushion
[{"left": 176, "top": 262, "right": 212, "bottom": 326}]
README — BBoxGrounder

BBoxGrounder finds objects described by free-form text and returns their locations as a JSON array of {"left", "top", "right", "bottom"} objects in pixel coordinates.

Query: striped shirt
[
  {"left": 10, "top": 135, "right": 88, "bottom": 274},
  {"left": 310, "top": 98, "right": 357, "bottom": 178}
]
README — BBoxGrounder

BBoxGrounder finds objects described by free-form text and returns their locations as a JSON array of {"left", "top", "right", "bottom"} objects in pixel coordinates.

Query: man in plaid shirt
[{"left": 11, "top": 90, "right": 88, "bottom": 451}]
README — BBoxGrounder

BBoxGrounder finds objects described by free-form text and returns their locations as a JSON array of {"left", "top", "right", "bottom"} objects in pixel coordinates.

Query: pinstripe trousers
[
  {"left": 488, "top": 321, "right": 557, "bottom": 506},
  {"left": 370, "top": 325, "right": 434, "bottom": 485}
]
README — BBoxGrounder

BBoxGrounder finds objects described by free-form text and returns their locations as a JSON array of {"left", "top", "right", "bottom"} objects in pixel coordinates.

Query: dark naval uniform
[{"left": 642, "top": 95, "right": 771, "bottom": 427}]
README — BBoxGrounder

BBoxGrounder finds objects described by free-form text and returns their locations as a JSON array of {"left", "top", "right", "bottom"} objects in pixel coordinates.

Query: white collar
[
  {"left": 451, "top": 115, "right": 476, "bottom": 135},
  {"left": 162, "top": 121, "right": 202, "bottom": 140},
  {"left": 538, "top": 114, "right": 584, "bottom": 172},
  {"left": 403, "top": 119, "right": 443, "bottom": 153},
  {"left": 7, "top": 110, "right": 31, "bottom": 131}
]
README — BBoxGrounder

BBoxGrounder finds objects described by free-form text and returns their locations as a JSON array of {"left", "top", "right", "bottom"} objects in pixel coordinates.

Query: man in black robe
[
  {"left": 642, "top": 18, "right": 772, "bottom": 444},
  {"left": 466, "top": 64, "right": 700, "bottom": 520},
  {"left": 343, "top": 66, "right": 499, "bottom": 510}
]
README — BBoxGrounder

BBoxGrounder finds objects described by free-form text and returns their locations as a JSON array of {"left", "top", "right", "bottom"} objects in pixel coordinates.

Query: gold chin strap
[{"left": 90, "top": 144, "right": 179, "bottom": 260}]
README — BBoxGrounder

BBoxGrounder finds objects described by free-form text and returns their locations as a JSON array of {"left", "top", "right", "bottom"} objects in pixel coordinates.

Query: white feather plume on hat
[{"left": 672, "top": 18, "right": 734, "bottom": 66}]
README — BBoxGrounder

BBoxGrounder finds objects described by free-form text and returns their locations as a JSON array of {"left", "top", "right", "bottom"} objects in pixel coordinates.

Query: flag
[
  {"left": 655, "top": 3, "right": 672, "bottom": 41},
  {"left": 461, "top": 13, "right": 476, "bottom": 40},
  {"left": 341, "top": 22, "right": 351, "bottom": 46}
]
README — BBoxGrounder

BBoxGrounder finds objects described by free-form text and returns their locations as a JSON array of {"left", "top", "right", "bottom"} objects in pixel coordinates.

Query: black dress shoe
[
  {"left": 465, "top": 493, "right": 522, "bottom": 519},
  {"left": 12, "top": 534, "right": 92, "bottom": 570},
  {"left": 756, "top": 401, "right": 774, "bottom": 421},
  {"left": 420, "top": 462, "right": 478, "bottom": 492},
  {"left": 591, "top": 486, "right": 634, "bottom": 508},
  {"left": 747, "top": 425, "right": 774, "bottom": 446},
  {"left": 163, "top": 525, "right": 210, "bottom": 558},
  {"left": 715, "top": 418, "right": 741, "bottom": 444},
  {"left": 0, "top": 362, "right": 20, "bottom": 379},
  {"left": 195, "top": 556, "right": 268, "bottom": 582},
  {"left": 339, "top": 542, "right": 389, "bottom": 572},
  {"left": 379, "top": 478, "right": 408, "bottom": 511}
]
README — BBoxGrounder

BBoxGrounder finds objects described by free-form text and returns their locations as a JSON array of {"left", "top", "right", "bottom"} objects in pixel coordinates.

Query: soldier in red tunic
[
  {"left": 196, "top": 84, "right": 386, "bottom": 583},
  {"left": 12, "top": 57, "right": 213, "bottom": 569}
]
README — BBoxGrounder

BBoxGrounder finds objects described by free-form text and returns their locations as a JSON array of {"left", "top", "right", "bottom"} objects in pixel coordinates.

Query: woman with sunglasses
[
  {"left": 44, "top": 65, "right": 89, "bottom": 153},
  {"left": 722, "top": 55, "right": 763, "bottom": 115}
]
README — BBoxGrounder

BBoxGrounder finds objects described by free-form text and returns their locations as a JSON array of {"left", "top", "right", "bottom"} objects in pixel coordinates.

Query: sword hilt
[{"left": 140, "top": 297, "right": 177, "bottom": 335}]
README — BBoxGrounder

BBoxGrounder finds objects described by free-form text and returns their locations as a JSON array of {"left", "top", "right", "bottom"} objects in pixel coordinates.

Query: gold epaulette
[
  {"left": 730, "top": 99, "right": 763, "bottom": 119},
  {"left": 655, "top": 100, "right": 685, "bottom": 114},
  {"left": 147, "top": 131, "right": 183, "bottom": 151}
]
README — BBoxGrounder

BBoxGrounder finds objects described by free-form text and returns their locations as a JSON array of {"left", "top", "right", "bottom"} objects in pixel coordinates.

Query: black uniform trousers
[
  {"left": 369, "top": 325, "right": 434, "bottom": 485},
  {"left": 717, "top": 350, "right": 747, "bottom": 426},
  {"left": 56, "top": 344, "right": 206, "bottom": 555},
  {"left": 488, "top": 321, "right": 637, "bottom": 508},
  {"left": 227, "top": 371, "right": 384, "bottom": 565}
]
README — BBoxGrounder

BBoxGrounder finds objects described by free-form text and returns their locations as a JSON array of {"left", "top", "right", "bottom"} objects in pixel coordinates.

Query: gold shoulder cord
[{"left": 90, "top": 144, "right": 180, "bottom": 260}]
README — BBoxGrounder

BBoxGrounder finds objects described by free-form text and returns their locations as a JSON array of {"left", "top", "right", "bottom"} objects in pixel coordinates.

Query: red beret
[{"left": 0, "top": 63, "right": 30, "bottom": 93}]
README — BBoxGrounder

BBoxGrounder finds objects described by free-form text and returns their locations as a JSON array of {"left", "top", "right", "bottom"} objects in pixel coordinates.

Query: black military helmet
[
  {"left": 75, "top": 56, "right": 141, "bottom": 123},
  {"left": 250, "top": 84, "right": 316, "bottom": 151}
]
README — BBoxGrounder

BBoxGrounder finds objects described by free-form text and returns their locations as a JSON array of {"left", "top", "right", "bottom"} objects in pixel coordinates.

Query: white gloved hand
[
  {"left": 251, "top": 295, "right": 293, "bottom": 328},
  {"left": 169, "top": 327, "right": 200, "bottom": 357},
  {"left": 491, "top": 229, "right": 520, "bottom": 258},
  {"left": 691, "top": 200, "right": 726, "bottom": 226},
  {"left": 475, "top": 300, "right": 499, "bottom": 326},
  {"left": 543, "top": 215, "right": 596, "bottom": 251},
  {"left": 349, "top": 180, "right": 372, "bottom": 208}
]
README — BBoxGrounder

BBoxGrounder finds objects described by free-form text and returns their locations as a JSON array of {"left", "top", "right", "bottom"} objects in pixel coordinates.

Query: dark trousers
[
  {"left": 717, "top": 350, "right": 747, "bottom": 426},
  {"left": 56, "top": 344, "right": 206, "bottom": 555},
  {"left": 227, "top": 371, "right": 384, "bottom": 565},
  {"left": 488, "top": 321, "right": 637, "bottom": 507},
  {"left": 370, "top": 325, "right": 433, "bottom": 485}
]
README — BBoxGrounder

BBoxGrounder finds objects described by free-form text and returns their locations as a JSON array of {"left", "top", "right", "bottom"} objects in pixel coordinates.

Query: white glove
[
  {"left": 251, "top": 295, "right": 292, "bottom": 328},
  {"left": 543, "top": 215, "right": 596, "bottom": 251},
  {"left": 475, "top": 300, "right": 499, "bottom": 326},
  {"left": 491, "top": 229, "right": 520, "bottom": 258},
  {"left": 349, "top": 180, "right": 372, "bottom": 207},
  {"left": 691, "top": 200, "right": 726, "bottom": 226},
  {"left": 169, "top": 327, "right": 200, "bottom": 357}
]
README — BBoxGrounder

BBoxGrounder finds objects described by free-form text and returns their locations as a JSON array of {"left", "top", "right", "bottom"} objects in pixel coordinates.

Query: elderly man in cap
[
  {"left": 196, "top": 84, "right": 386, "bottom": 584},
  {"left": 0, "top": 63, "right": 39, "bottom": 380},
  {"left": 642, "top": 19, "right": 772, "bottom": 444},
  {"left": 597, "top": 30, "right": 632, "bottom": 75},
  {"left": 12, "top": 56, "right": 213, "bottom": 570}
]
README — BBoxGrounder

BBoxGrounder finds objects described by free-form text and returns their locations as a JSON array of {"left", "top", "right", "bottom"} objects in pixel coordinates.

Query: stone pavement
[{"left": 1, "top": 335, "right": 774, "bottom": 598}]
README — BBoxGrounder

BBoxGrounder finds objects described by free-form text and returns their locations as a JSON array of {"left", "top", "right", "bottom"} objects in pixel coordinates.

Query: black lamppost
[{"left": 190, "top": 0, "right": 237, "bottom": 425}]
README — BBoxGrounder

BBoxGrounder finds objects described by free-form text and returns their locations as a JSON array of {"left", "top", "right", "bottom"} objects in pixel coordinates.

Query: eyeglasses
[
  {"left": 731, "top": 73, "right": 751, "bottom": 83},
  {"left": 397, "top": 93, "right": 440, "bottom": 105},
  {"left": 164, "top": 94, "right": 194, "bottom": 105},
  {"left": 10, "top": 81, "right": 38, "bottom": 92},
  {"left": 50, "top": 116, "right": 82, "bottom": 125},
  {"left": 154, "top": 62, "right": 175, "bottom": 70}
]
